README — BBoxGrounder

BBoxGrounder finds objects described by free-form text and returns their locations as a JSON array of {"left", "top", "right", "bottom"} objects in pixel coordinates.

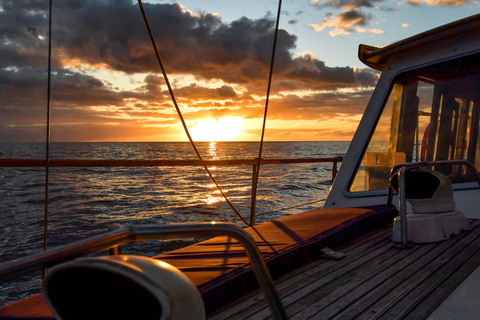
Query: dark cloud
[
  {"left": 172, "top": 83, "right": 239, "bottom": 100},
  {"left": 0, "top": 66, "right": 127, "bottom": 107},
  {"left": 339, "top": 9, "right": 370, "bottom": 26},
  {"left": 0, "top": 0, "right": 378, "bottom": 142},
  {"left": 216, "top": 85, "right": 237, "bottom": 98},
  {"left": 310, "top": 8, "right": 376, "bottom": 36},
  {"left": 276, "top": 54, "right": 377, "bottom": 90},
  {"left": 49, "top": 1, "right": 298, "bottom": 81},
  {"left": 312, "top": 0, "right": 383, "bottom": 9},
  {"left": 0, "top": 67, "right": 47, "bottom": 107},
  {"left": 309, "top": 0, "right": 387, "bottom": 36},
  {"left": 264, "top": 89, "right": 372, "bottom": 121},
  {"left": 1, "top": 0, "right": 365, "bottom": 86}
]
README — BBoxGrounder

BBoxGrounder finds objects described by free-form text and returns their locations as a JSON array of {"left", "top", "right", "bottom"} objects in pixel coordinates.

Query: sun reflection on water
[
  {"left": 0, "top": 141, "right": 351, "bottom": 308},
  {"left": 205, "top": 196, "right": 222, "bottom": 205},
  {"left": 208, "top": 141, "right": 217, "bottom": 158}
]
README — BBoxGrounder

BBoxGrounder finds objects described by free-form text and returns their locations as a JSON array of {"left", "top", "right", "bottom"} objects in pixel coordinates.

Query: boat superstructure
[
  {"left": 326, "top": 14, "right": 480, "bottom": 218},
  {"left": 2, "top": 9, "right": 480, "bottom": 320}
]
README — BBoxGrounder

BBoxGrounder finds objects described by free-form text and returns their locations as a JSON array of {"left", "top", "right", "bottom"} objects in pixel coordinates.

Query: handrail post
[
  {"left": 108, "top": 224, "right": 123, "bottom": 255},
  {"left": 332, "top": 160, "right": 338, "bottom": 182},
  {"left": 396, "top": 167, "right": 413, "bottom": 248},
  {"left": 250, "top": 162, "right": 259, "bottom": 226}
]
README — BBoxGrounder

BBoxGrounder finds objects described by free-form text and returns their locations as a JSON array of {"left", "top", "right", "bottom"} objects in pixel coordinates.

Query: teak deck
[{"left": 209, "top": 219, "right": 480, "bottom": 319}]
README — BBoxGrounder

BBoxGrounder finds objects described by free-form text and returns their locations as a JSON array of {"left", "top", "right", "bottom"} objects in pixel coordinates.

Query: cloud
[
  {"left": 0, "top": 0, "right": 379, "bottom": 142},
  {"left": 2, "top": 1, "right": 376, "bottom": 87},
  {"left": 311, "top": 0, "right": 383, "bottom": 10},
  {"left": 368, "top": 28, "right": 385, "bottom": 34},
  {"left": 310, "top": 0, "right": 468, "bottom": 38},
  {"left": 2, "top": 0, "right": 372, "bottom": 88},
  {"left": 310, "top": 9, "right": 381, "bottom": 36},
  {"left": 281, "top": 53, "right": 377, "bottom": 89},
  {"left": 50, "top": 1, "right": 300, "bottom": 84},
  {"left": 420, "top": 0, "right": 470, "bottom": 5}
]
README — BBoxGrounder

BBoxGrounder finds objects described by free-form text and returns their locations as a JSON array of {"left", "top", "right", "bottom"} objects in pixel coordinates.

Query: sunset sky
[{"left": 0, "top": 0, "right": 478, "bottom": 142}]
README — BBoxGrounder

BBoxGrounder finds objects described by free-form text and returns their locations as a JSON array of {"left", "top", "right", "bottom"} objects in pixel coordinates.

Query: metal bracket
[{"left": 320, "top": 247, "right": 346, "bottom": 260}]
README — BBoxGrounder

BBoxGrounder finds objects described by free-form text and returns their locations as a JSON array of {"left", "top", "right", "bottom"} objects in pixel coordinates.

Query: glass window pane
[{"left": 350, "top": 53, "right": 480, "bottom": 192}]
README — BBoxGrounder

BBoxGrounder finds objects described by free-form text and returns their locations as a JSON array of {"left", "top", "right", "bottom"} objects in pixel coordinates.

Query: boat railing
[
  {"left": 0, "top": 223, "right": 288, "bottom": 319},
  {"left": 387, "top": 159, "right": 480, "bottom": 248},
  {"left": 0, "top": 156, "right": 342, "bottom": 318},
  {"left": 0, "top": 156, "right": 343, "bottom": 226}
]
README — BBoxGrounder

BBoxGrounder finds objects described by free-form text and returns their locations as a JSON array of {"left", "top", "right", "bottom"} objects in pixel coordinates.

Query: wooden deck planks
[
  {"left": 209, "top": 220, "right": 480, "bottom": 320},
  {"left": 209, "top": 227, "right": 392, "bottom": 320},
  {"left": 209, "top": 228, "right": 395, "bottom": 319},
  {"left": 259, "top": 231, "right": 396, "bottom": 319},
  {"left": 404, "top": 244, "right": 480, "bottom": 319},
  {"left": 289, "top": 237, "right": 432, "bottom": 319},
  {"left": 376, "top": 220, "right": 480, "bottom": 319},
  {"left": 255, "top": 231, "right": 396, "bottom": 320},
  {"left": 334, "top": 220, "right": 480, "bottom": 320}
]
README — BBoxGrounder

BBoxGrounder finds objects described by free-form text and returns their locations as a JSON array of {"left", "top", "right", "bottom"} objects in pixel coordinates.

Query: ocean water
[{"left": 0, "top": 141, "right": 348, "bottom": 306}]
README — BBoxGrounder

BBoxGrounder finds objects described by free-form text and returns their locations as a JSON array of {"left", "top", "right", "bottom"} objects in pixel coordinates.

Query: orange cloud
[
  {"left": 309, "top": 9, "right": 378, "bottom": 37},
  {"left": 421, "top": 0, "right": 470, "bottom": 5},
  {"left": 0, "top": 0, "right": 379, "bottom": 142}
]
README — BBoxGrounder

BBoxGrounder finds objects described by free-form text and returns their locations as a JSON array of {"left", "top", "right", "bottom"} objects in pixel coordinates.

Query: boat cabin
[{"left": 326, "top": 14, "right": 480, "bottom": 221}]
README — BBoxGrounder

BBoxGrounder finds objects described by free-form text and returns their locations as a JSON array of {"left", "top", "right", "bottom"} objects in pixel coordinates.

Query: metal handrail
[
  {"left": 387, "top": 159, "right": 480, "bottom": 248},
  {"left": 0, "top": 157, "right": 342, "bottom": 184},
  {"left": 0, "top": 223, "right": 288, "bottom": 320},
  {"left": 0, "top": 156, "right": 343, "bottom": 227},
  {"left": 0, "top": 157, "right": 343, "bottom": 168},
  {"left": 0, "top": 157, "right": 343, "bottom": 185}
]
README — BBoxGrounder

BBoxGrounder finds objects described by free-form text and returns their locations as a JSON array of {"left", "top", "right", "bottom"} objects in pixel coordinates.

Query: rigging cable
[
  {"left": 250, "top": 0, "right": 283, "bottom": 225},
  {"left": 137, "top": 0, "right": 249, "bottom": 226},
  {"left": 44, "top": 0, "right": 53, "bottom": 254},
  {"left": 41, "top": 0, "right": 53, "bottom": 278}
]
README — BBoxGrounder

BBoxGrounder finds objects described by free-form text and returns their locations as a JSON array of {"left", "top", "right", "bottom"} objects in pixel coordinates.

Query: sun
[{"left": 189, "top": 117, "right": 243, "bottom": 141}]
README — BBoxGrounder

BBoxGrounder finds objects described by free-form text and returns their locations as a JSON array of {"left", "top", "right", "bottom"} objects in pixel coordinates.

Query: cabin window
[{"left": 350, "top": 53, "right": 480, "bottom": 192}]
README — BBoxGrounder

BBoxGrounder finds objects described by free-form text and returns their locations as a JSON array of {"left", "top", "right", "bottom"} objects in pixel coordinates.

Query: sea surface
[{"left": 0, "top": 141, "right": 349, "bottom": 306}]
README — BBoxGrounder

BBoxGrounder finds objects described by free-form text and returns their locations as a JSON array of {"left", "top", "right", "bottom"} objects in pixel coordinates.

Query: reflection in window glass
[{"left": 350, "top": 53, "right": 480, "bottom": 192}]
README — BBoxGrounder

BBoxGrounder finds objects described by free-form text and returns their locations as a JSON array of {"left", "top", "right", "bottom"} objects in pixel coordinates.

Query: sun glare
[{"left": 189, "top": 117, "right": 242, "bottom": 141}]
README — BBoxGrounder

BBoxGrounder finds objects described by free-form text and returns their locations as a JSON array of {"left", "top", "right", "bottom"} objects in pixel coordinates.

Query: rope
[
  {"left": 42, "top": 0, "right": 53, "bottom": 278},
  {"left": 44, "top": 0, "right": 53, "bottom": 253},
  {"left": 250, "top": 0, "right": 283, "bottom": 225},
  {"left": 137, "top": 0, "right": 249, "bottom": 226}
]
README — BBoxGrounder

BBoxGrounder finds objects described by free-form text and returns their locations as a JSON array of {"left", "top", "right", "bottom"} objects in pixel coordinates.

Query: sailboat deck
[{"left": 209, "top": 219, "right": 480, "bottom": 319}]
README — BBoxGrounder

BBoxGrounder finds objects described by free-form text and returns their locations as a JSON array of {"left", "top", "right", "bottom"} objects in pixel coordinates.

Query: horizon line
[{"left": 1, "top": 140, "right": 352, "bottom": 143}]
